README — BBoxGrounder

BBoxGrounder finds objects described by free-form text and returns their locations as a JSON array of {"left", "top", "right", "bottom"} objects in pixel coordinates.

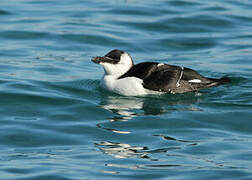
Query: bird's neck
[{"left": 102, "top": 63, "right": 131, "bottom": 79}]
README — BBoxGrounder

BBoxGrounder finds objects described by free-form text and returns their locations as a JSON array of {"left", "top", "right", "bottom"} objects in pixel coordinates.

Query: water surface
[{"left": 0, "top": 0, "right": 252, "bottom": 179}]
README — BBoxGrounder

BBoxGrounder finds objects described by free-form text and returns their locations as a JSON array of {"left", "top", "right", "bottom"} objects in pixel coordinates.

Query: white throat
[{"left": 101, "top": 53, "right": 133, "bottom": 79}]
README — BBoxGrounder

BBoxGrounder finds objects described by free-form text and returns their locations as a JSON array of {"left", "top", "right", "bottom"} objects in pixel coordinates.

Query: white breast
[{"left": 102, "top": 75, "right": 149, "bottom": 96}]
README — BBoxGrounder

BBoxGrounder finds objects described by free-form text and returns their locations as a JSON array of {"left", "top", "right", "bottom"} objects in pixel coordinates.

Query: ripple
[
  {"left": 0, "top": 9, "right": 12, "bottom": 15},
  {"left": 167, "top": 0, "right": 201, "bottom": 7},
  {"left": 0, "top": 30, "right": 50, "bottom": 40},
  {"left": 159, "top": 37, "right": 217, "bottom": 50}
]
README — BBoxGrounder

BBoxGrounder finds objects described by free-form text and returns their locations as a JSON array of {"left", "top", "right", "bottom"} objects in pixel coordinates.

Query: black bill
[{"left": 91, "top": 56, "right": 119, "bottom": 64}]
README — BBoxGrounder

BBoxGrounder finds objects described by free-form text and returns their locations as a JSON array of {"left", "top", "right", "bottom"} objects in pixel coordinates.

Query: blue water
[{"left": 0, "top": 0, "right": 252, "bottom": 179}]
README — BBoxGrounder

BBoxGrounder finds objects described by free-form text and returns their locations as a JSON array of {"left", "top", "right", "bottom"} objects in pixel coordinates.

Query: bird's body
[{"left": 92, "top": 49, "right": 230, "bottom": 96}]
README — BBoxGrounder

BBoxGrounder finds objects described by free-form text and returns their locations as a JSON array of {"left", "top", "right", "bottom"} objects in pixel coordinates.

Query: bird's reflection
[
  {"left": 95, "top": 141, "right": 149, "bottom": 159},
  {"left": 99, "top": 95, "right": 144, "bottom": 121},
  {"left": 98, "top": 92, "right": 202, "bottom": 122},
  {"left": 95, "top": 140, "right": 181, "bottom": 161},
  {"left": 95, "top": 92, "right": 207, "bottom": 171},
  {"left": 96, "top": 92, "right": 202, "bottom": 135}
]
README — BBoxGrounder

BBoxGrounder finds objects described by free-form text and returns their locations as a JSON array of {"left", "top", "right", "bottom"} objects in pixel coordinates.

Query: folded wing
[{"left": 119, "top": 62, "right": 229, "bottom": 93}]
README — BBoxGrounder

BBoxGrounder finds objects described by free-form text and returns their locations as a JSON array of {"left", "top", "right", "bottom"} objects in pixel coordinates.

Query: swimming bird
[{"left": 92, "top": 49, "right": 230, "bottom": 96}]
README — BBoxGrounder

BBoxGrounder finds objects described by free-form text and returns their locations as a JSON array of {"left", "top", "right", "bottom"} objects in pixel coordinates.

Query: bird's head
[{"left": 92, "top": 49, "right": 133, "bottom": 78}]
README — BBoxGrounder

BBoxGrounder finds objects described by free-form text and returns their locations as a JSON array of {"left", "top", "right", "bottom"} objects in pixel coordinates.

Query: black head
[{"left": 92, "top": 49, "right": 125, "bottom": 64}]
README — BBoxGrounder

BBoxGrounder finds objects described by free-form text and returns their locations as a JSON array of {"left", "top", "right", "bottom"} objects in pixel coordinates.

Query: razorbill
[{"left": 92, "top": 49, "right": 231, "bottom": 96}]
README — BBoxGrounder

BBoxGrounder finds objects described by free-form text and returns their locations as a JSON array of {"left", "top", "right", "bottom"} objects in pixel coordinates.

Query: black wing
[
  {"left": 143, "top": 64, "right": 214, "bottom": 92},
  {"left": 119, "top": 62, "right": 159, "bottom": 80},
  {"left": 142, "top": 64, "right": 183, "bottom": 92},
  {"left": 181, "top": 67, "right": 210, "bottom": 82},
  {"left": 119, "top": 62, "right": 215, "bottom": 93}
]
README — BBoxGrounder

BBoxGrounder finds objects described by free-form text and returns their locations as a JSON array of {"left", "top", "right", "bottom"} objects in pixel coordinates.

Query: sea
[{"left": 0, "top": 0, "right": 252, "bottom": 179}]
